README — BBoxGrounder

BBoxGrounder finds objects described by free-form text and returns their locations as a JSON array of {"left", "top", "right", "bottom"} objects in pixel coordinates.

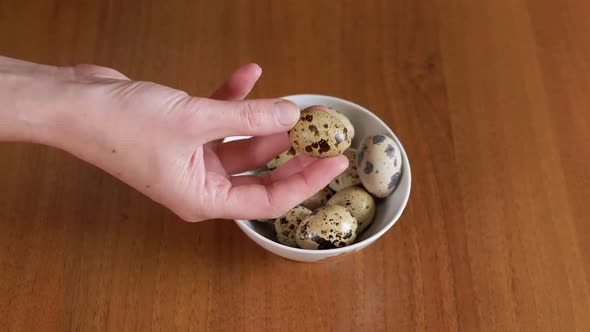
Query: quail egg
[
  {"left": 333, "top": 110, "right": 355, "bottom": 141},
  {"left": 305, "top": 105, "right": 355, "bottom": 141},
  {"left": 288, "top": 106, "right": 352, "bottom": 158},
  {"left": 328, "top": 148, "right": 361, "bottom": 191},
  {"left": 327, "top": 186, "right": 376, "bottom": 234},
  {"left": 274, "top": 206, "right": 312, "bottom": 247},
  {"left": 295, "top": 205, "right": 358, "bottom": 249},
  {"left": 357, "top": 135, "right": 403, "bottom": 198}
]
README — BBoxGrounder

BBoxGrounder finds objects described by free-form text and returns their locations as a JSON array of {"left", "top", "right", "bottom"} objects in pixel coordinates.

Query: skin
[{"left": 0, "top": 55, "right": 348, "bottom": 221}]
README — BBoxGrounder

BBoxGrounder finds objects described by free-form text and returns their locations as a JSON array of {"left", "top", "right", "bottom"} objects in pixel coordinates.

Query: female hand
[{"left": 1, "top": 56, "right": 348, "bottom": 221}]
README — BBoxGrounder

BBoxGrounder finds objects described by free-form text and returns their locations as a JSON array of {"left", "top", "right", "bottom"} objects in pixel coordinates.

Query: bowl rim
[{"left": 235, "top": 94, "right": 412, "bottom": 255}]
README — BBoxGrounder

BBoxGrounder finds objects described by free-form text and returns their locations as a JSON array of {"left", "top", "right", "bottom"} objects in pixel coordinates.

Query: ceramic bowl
[{"left": 227, "top": 94, "right": 411, "bottom": 262}]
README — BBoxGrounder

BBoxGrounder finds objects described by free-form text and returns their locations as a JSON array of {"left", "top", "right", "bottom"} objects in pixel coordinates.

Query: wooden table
[{"left": 2, "top": 1, "right": 589, "bottom": 331}]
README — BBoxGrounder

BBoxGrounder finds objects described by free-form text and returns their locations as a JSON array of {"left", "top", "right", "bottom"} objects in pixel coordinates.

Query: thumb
[{"left": 199, "top": 98, "right": 300, "bottom": 139}]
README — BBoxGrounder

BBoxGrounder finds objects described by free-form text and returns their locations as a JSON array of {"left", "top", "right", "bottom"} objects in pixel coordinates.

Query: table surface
[{"left": 2, "top": 1, "right": 590, "bottom": 331}]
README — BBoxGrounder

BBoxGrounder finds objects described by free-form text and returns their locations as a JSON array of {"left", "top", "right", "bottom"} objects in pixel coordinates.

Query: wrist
[
  {"left": 0, "top": 59, "right": 70, "bottom": 146},
  {"left": 0, "top": 59, "right": 98, "bottom": 154},
  {"left": 0, "top": 65, "right": 41, "bottom": 143},
  {"left": 29, "top": 69, "right": 93, "bottom": 150}
]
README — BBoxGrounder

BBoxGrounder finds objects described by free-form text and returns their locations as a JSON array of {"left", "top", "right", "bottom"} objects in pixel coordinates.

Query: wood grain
[{"left": 1, "top": 0, "right": 590, "bottom": 330}]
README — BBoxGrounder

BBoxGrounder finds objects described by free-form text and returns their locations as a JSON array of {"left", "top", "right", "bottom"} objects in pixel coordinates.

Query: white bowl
[{"left": 229, "top": 94, "right": 412, "bottom": 262}]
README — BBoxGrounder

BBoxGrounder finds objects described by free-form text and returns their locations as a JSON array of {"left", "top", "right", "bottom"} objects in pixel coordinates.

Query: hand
[{"left": 1, "top": 56, "right": 348, "bottom": 221}]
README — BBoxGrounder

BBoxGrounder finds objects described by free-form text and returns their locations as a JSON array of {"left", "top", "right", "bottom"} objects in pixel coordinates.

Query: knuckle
[
  {"left": 73, "top": 64, "right": 128, "bottom": 80},
  {"left": 181, "top": 211, "right": 206, "bottom": 223},
  {"left": 239, "top": 102, "right": 264, "bottom": 130},
  {"left": 177, "top": 200, "right": 212, "bottom": 223},
  {"left": 113, "top": 81, "right": 150, "bottom": 99},
  {"left": 265, "top": 186, "right": 287, "bottom": 218},
  {"left": 165, "top": 91, "right": 192, "bottom": 111}
]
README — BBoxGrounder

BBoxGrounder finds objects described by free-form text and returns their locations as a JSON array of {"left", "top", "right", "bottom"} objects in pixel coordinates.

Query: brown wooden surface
[{"left": 1, "top": 1, "right": 590, "bottom": 331}]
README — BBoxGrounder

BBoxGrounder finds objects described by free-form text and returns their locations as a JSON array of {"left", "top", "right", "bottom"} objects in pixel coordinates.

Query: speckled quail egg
[
  {"left": 333, "top": 110, "right": 355, "bottom": 141},
  {"left": 328, "top": 148, "right": 362, "bottom": 191},
  {"left": 274, "top": 206, "right": 312, "bottom": 247},
  {"left": 308, "top": 105, "right": 355, "bottom": 141},
  {"left": 357, "top": 135, "right": 403, "bottom": 198},
  {"left": 288, "top": 107, "right": 352, "bottom": 158},
  {"left": 266, "top": 146, "right": 297, "bottom": 170},
  {"left": 327, "top": 186, "right": 376, "bottom": 234},
  {"left": 295, "top": 205, "right": 358, "bottom": 249},
  {"left": 300, "top": 187, "right": 333, "bottom": 210}
]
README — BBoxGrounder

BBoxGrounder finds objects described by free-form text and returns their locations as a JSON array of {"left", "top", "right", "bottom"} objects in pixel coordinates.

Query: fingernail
[
  {"left": 253, "top": 64, "right": 262, "bottom": 78},
  {"left": 275, "top": 101, "right": 300, "bottom": 126}
]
